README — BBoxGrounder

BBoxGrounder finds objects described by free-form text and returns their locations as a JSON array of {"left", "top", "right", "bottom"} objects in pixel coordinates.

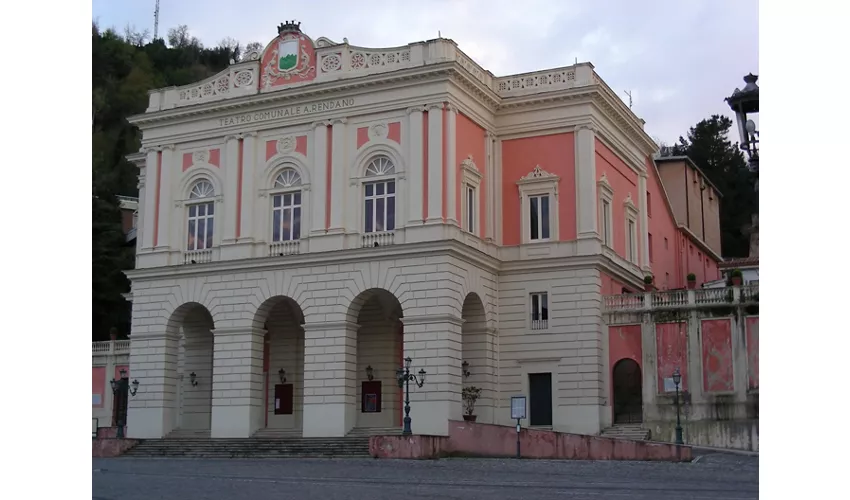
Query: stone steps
[
  {"left": 346, "top": 427, "right": 402, "bottom": 437},
  {"left": 123, "top": 437, "right": 371, "bottom": 458},
  {"left": 600, "top": 424, "right": 651, "bottom": 441}
]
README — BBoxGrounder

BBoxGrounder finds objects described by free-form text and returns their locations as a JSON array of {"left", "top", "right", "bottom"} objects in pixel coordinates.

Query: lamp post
[
  {"left": 725, "top": 73, "right": 759, "bottom": 170},
  {"left": 396, "top": 356, "right": 426, "bottom": 436},
  {"left": 672, "top": 367, "right": 684, "bottom": 445},
  {"left": 109, "top": 369, "right": 139, "bottom": 439}
]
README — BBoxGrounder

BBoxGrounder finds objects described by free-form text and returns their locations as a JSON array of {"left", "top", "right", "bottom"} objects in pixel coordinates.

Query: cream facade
[{"left": 119, "top": 22, "right": 661, "bottom": 440}]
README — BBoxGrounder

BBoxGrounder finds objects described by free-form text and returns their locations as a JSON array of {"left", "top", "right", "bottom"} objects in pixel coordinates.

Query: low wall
[
  {"left": 648, "top": 419, "right": 758, "bottom": 452},
  {"left": 370, "top": 421, "right": 692, "bottom": 462},
  {"left": 92, "top": 426, "right": 138, "bottom": 457}
]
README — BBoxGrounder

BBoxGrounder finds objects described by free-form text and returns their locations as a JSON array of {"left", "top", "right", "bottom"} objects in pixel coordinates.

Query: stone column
[
  {"left": 638, "top": 173, "right": 650, "bottom": 270},
  {"left": 221, "top": 135, "right": 241, "bottom": 247},
  {"left": 310, "top": 121, "right": 330, "bottom": 236},
  {"left": 406, "top": 106, "right": 425, "bottom": 225},
  {"left": 156, "top": 144, "right": 176, "bottom": 250},
  {"left": 126, "top": 331, "right": 180, "bottom": 439},
  {"left": 329, "top": 118, "right": 348, "bottom": 233},
  {"left": 210, "top": 326, "right": 266, "bottom": 438},
  {"left": 445, "top": 104, "right": 458, "bottom": 225},
  {"left": 425, "top": 103, "right": 444, "bottom": 224},
  {"left": 140, "top": 148, "right": 159, "bottom": 251},
  {"left": 400, "top": 314, "right": 464, "bottom": 436},
  {"left": 301, "top": 320, "right": 358, "bottom": 437},
  {"left": 239, "top": 132, "right": 258, "bottom": 243},
  {"left": 574, "top": 124, "right": 598, "bottom": 239},
  {"left": 136, "top": 172, "right": 146, "bottom": 255},
  {"left": 493, "top": 134, "right": 503, "bottom": 245},
  {"left": 484, "top": 131, "right": 496, "bottom": 242}
]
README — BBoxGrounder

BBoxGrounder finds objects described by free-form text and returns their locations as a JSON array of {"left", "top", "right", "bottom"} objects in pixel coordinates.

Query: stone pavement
[{"left": 93, "top": 454, "right": 758, "bottom": 500}]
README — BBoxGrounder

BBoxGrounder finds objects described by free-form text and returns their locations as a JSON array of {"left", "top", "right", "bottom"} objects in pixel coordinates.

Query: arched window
[
  {"left": 270, "top": 167, "right": 302, "bottom": 242},
  {"left": 187, "top": 180, "right": 215, "bottom": 251},
  {"left": 363, "top": 156, "right": 396, "bottom": 233}
]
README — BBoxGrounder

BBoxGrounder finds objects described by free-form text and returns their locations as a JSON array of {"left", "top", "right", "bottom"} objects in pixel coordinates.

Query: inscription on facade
[{"left": 218, "top": 98, "right": 355, "bottom": 127}]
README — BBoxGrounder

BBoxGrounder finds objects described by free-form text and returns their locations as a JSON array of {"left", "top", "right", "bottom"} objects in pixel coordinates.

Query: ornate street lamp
[
  {"left": 109, "top": 369, "right": 138, "bottom": 439},
  {"left": 672, "top": 367, "right": 684, "bottom": 445},
  {"left": 189, "top": 372, "right": 198, "bottom": 386},
  {"left": 725, "top": 73, "right": 759, "bottom": 169},
  {"left": 461, "top": 360, "right": 471, "bottom": 379},
  {"left": 365, "top": 365, "right": 374, "bottom": 381},
  {"left": 396, "top": 356, "right": 426, "bottom": 436},
  {"left": 278, "top": 368, "right": 287, "bottom": 384}
]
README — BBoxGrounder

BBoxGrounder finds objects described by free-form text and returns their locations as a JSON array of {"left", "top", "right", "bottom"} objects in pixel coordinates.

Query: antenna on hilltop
[
  {"left": 623, "top": 90, "right": 633, "bottom": 109},
  {"left": 438, "top": 30, "right": 441, "bottom": 38},
  {"left": 154, "top": 0, "right": 160, "bottom": 41}
]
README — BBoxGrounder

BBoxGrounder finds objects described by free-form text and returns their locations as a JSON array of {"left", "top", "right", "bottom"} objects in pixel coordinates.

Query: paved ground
[{"left": 93, "top": 454, "right": 758, "bottom": 500}]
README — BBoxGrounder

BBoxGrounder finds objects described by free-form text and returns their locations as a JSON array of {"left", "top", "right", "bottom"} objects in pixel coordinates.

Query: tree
[{"left": 674, "top": 115, "right": 758, "bottom": 258}]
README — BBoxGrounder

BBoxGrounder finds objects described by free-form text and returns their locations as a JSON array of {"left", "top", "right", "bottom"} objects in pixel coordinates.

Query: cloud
[{"left": 92, "top": 0, "right": 758, "bottom": 143}]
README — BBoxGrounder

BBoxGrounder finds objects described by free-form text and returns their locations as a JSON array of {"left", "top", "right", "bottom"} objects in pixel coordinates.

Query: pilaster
[
  {"left": 155, "top": 145, "right": 175, "bottom": 250},
  {"left": 575, "top": 124, "right": 598, "bottom": 239},
  {"left": 638, "top": 173, "right": 650, "bottom": 271},
  {"left": 136, "top": 172, "right": 146, "bottom": 254},
  {"left": 329, "top": 118, "right": 348, "bottom": 233},
  {"left": 445, "top": 104, "right": 458, "bottom": 225},
  {"left": 310, "top": 121, "right": 331, "bottom": 235},
  {"left": 125, "top": 331, "right": 180, "bottom": 439},
  {"left": 209, "top": 326, "right": 266, "bottom": 438},
  {"left": 400, "top": 313, "right": 464, "bottom": 436},
  {"left": 239, "top": 132, "right": 258, "bottom": 242},
  {"left": 484, "top": 131, "right": 496, "bottom": 242},
  {"left": 301, "top": 320, "right": 358, "bottom": 437},
  {"left": 493, "top": 133, "right": 503, "bottom": 245},
  {"left": 425, "top": 103, "right": 444, "bottom": 224},
  {"left": 221, "top": 135, "right": 241, "bottom": 246},
  {"left": 140, "top": 148, "right": 159, "bottom": 251},
  {"left": 406, "top": 106, "right": 425, "bottom": 224}
]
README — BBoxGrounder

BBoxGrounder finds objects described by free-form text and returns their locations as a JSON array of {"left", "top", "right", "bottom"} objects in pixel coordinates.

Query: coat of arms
[{"left": 278, "top": 39, "right": 299, "bottom": 71}]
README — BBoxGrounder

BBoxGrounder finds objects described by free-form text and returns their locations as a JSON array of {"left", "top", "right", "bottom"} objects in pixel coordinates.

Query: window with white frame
[
  {"left": 517, "top": 165, "right": 560, "bottom": 244},
  {"left": 186, "top": 180, "right": 215, "bottom": 251},
  {"left": 363, "top": 156, "right": 396, "bottom": 233},
  {"left": 270, "top": 167, "right": 302, "bottom": 242},
  {"left": 624, "top": 193, "right": 639, "bottom": 264},
  {"left": 530, "top": 292, "right": 549, "bottom": 330},
  {"left": 460, "top": 155, "right": 482, "bottom": 235},
  {"left": 597, "top": 174, "right": 614, "bottom": 247}
]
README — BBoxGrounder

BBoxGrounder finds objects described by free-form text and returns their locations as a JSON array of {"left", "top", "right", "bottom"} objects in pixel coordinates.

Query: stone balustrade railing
[
  {"left": 92, "top": 340, "right": 131, "bottom": 356},
  {"left": 603, "top": 284, "right": 759, "bottom": 312}
]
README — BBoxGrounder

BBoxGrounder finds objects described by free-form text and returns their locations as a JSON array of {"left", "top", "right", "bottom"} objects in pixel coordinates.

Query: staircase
[
  {"left": 124, "top": 433, "right": 370, "bottom": 459},
  {"left": 600, "top": 424, "right": 651, "bottom": 441},
  {"left": 346, "top": 426, "right": 402, "bottom": 438}
]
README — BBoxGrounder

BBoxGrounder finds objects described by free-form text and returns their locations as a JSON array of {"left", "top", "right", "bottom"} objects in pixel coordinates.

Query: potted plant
[
  {"left": 686, "top": 273, "right": 697, "bottom": 289},
  {"left": 729, "top": 268, "right": 743, "bottom": 286},
  {"left": 643, "top": 274, "right": 655, "bottom": 291},
  {"left": 462, "top": 386, "right": 482, "bottom": 422},
  {"left": 109, "top": 327, "right": 118, "bottom": 341}
]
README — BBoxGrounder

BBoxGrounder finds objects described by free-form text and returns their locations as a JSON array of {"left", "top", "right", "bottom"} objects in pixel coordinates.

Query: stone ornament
[
  {"left": 192, "top": 150, "right": 209, "bottom": 165},
  {"left": 368, "top": 123, "right": 389, "bottom": 140},
  {"left": 277, "top": 136, "right": 297, "bottom": 155}
]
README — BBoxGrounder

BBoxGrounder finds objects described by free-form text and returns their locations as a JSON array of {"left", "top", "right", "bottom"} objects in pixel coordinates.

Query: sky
[{"left": 91, "top": 0, "right": 758, "bottom": 144}]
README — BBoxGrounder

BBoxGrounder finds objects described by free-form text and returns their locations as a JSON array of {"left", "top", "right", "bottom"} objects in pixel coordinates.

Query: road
[{"left": 93, "top": 454, "right": 758, "bottom": 500}]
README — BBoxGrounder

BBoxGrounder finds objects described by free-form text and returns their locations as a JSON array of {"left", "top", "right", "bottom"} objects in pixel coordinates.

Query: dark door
[
  {"left": 612, "top": 359, "right": 643, "bottom": 424},
  {"left": 529, "top": 373, "right": 553, "bottom": 426},
  {"left": 274, "top": 384, "right": 294, "bottom": 415}
]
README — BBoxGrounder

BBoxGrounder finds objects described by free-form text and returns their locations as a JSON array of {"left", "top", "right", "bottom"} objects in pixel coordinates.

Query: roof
[
  {"left": 653, "top": 154, "right": 723, "bottom": 198},
  {"left": 717, "top": 256, "right": 759, "bottom": 269}
]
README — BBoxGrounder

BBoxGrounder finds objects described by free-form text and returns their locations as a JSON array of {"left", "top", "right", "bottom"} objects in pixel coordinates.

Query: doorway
[
  {"left": 528, "top": 373, "right": 553, "bottom": 426},
  {"left": 612, "top": 359, "right": 643, "bottom": 424}
]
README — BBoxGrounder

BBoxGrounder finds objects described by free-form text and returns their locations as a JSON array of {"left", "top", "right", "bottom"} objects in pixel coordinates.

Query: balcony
[
  {"left": 269, "top": 240, "right": 301, "bottom": 256},
  {"left": 92, "top": 339, "right": 130, "bottom": 356},
  {"left": 183, "top": 249, "right": 214, "bottom": 264},
  {"left": 361, "top": 231, "right": 395, "bottom": 248},
  {"left": 603, "top": 284, "right": 759, "bottom": 312}
]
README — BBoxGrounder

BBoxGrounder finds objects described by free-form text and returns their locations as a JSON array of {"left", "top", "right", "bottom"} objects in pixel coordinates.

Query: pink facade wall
[
  {"left": 596, "top": 140, "right": 639, "bottom": 262},
  {"left": 645, "top": 158, "right": 682, "bottom": 289},
  {"left": 265, "top": 136, "right": 308, "bottom": 161},
  {"left": 455, "top": 113, "right": 487, "bottom": 235},
  {"left": 501, "top": 133, "right": 576, "bottom": 245},
  {"left": 701, "top": 319, "right": 734, "bottom": 393},
  {"left": 356, "top": 123, "right": 401, "bottom": 149},
  {"left": 655, "top": 322, "right": 689, "bottom": 392},
  {"left": 746, "top": 317, "right": 759, "bottom": 389},
  {"left": 601, "top": 272, "right": 635, "bottom": 294},
  {"left": 92, "top": 367, "right": 105, "bottom": 408}
]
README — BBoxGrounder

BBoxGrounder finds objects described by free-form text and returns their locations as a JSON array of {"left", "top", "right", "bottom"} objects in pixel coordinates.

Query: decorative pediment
[
  {"left": 597, "top": 173, "right": 614, "bottom": 197},
  {"left": 517, "top": 165, "right": 560, "bottom": 186},
  {"left": 623, "top": 193, "right": 638, "bottom": 214},
  {"left": 460, "top": 155, "right": 482, "bottom": 182}
]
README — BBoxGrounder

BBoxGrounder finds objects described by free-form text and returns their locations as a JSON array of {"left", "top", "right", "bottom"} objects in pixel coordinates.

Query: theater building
[{"left": 113, "top": 21, "right": 722, "bottom": 440}]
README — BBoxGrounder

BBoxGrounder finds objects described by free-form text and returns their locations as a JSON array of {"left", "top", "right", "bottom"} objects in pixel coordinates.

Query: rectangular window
[
  {"left": 664, "top": 237, "right": 669, "bottom": 250},
  {"left": 648, "top": 233, "right": 654, "bottom": 262},
  {"left": 187, "top": 202, "right": 214, "bottom": 250},
  {"left": 601, "top": 199, "right": 612, "bottom": 246},
  {"left": 364, "top": 180, "right": 395, "bottom": 233},
  {"left": 466, "top": 185, "right": 476, "bottom": 234},
  {"left": 647, "top": 191, "right": 652, "bottom": 218},
  {"left": 530, "top": 292, "right": 549, "bottom": 330},
  {"left": 529, "top": 195, "right": 550, "bottom": 241},
  {"left": 271, "top": 191, "right": 302, "bottom": 242},
  {"left": 627, "top": 219, "right": 637, "bottom": 263}
]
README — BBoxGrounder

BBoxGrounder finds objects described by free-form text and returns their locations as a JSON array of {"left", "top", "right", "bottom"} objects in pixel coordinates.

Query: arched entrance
[
  {"left": 460, "top": 293, "right": 491, "bottom": 423},
  {"left": 253, "top": 296, "right": 305, "bottom": 437},
  {"left": 347, "top": 288, "right": 403, "bottom": 433},
  {"left": 167, "top": 302, "right": 215, "bottom": 436},
  {"left": 612, "top": 358, "right": 643, "bottom": 424}
]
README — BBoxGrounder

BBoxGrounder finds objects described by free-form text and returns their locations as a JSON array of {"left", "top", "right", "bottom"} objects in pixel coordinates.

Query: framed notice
[
  {"left": 663, "top": 377, "right": 677, "bottom": 393},
  {"left": 511, "top": 396, "right": 527, "bottom": 420},
  {"left": 361, "top": 381, "right": 382, "bottom": 412},
  {"left": 92, "top": 394, "right": 102, "bottom": 406}
]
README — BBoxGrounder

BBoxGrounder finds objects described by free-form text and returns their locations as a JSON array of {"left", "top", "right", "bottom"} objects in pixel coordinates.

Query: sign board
[
  {"left": 663, "top": 377, "right": 677, "bottom": 393},
  {"left": 510, "top": 396, "right": 527, "bottom": 420},
  {"left": 92, "top": 394, "right": 102, "bottom": 406}
]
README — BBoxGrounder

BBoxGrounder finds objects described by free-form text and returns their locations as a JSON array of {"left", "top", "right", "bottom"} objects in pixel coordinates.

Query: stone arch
[
  {"left": 345, "top": 288, "right": 405, "bottom": 431},
  {"left": 262, "top": 154, "right": 312, "bottom": 189},
  {"left": 460, "top": 292, "right": 493, "bottom": 423},
  {"left": 612, "top": 358, "right": 643, "bottom": 424},
  {"left": 252, "top": 295, "right": 307, "bottom": 435},
  {"left": 166, "top": 301, "right": 216, "bottom": 434},
  {"left": 351, "top": 142, "right": 406, "bottom": 180},
  {"left": 178, "top": 166, "right": 223, "bottom": 200}
]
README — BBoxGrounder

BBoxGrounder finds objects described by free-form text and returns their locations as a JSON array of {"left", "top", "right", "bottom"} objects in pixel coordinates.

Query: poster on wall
[
  {"left": 663, "top": 377, "right": 677, "bottom": 393},
  {"left": 92, "top": 394, "right": 102, "bottom": 406}
]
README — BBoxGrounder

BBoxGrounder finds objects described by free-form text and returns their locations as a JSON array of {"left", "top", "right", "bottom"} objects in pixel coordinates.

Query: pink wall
[
  {"left": 92, "top": 367, "right": 105, "bottom": 408},
  {"left": 701, "top": 319, "right": 734, "bottom": 393},
  {"left": 501, "top": 133, "right": 576, "bottom": 245},
  {"left": 746, "top": 317, "right": 759, "bottom": 390},
  {"left": 265, "top": 136, "right": 308, "bottom": 161},
  {"left": 645, "top": 158, "right": 682, "bottom": 289},
  {"left": 596, "top": 140, "right": 639, "bottom": 262},
  {"left": 601, "top": 272, "right": 636, "bottom": 294},
  {"left": 356, "top": 123, "right": 401, "bottom": 149},
  {"left": 258, "top": 32, "right": 317, "bottom": 90},
  {"left": 455, "top": 113, "right": 487, "bottom": 235},
  {"left": 655, "top": 322, "right": 689, "bottom": 392},
  {"left": 609, "top": 324, "right": 642, "bottom": 417}
]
